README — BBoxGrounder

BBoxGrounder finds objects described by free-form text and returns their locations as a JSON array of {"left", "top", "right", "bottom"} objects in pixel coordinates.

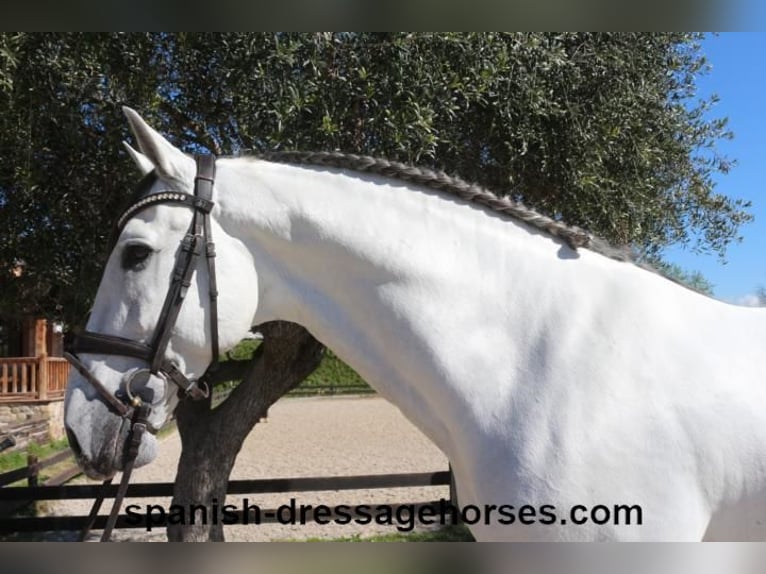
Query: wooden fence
[
  {"left": 0, "top": 357, "right": 68, "bottom": 402},
  {"left": 0, "top": 450, "right": 452, "bottom": 535},
  {"left": 0, "top": 448, "right": 81, "bottom": 518},
  {"left": 289, "top": 383, "right": 374, "bottom": 396},
  {"left": 0, "top": 450, "right": 81, "bottom": 490}
]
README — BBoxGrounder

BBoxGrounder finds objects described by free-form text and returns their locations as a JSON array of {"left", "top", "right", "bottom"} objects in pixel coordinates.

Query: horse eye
[{"left": 122, "top": 244, "right": 153, "bottom": 270}]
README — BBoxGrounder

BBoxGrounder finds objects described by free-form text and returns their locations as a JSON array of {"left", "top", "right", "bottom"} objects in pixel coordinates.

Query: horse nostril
[{"left": 65, "top": 426, "right": 83, "bottom": 458}]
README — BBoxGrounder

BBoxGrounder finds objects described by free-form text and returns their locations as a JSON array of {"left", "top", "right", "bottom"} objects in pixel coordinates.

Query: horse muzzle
[{"left": 64, "top": 386, "right": 158, "bottom": 479}]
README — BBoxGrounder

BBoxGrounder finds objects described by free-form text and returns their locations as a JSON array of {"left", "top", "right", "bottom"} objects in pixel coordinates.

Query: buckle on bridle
[
  {"left": 176, "top": 379, "right": 210, "bottom": 401},
  {"left": 180, "top": 232, "right": 203, "bottom": 255},
  {"left": 162, "top": 361, "right": 210, "bottom": 400}
]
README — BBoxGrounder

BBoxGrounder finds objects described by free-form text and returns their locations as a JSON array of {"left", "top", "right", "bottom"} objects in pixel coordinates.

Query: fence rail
[
  {"left": 289, "top": 384, "right": 374, "bottom": 396},
  {"left": 0, "top": 448, "right": 81, "bottom": 520},
  {"left": 0, "top": 449, "right": 76, "bottom": 488},
  {"left": 0, "top": 469, "right": 452, "bottom": 534},
  {"left": 1, "top": 470, "right": 451, "bottom": 500},
  {"left": 2, "top": 500, "right": 444, "bottom": 533},
  {"left": 0, "top": 357, "right": 67, "bottom": 402}
]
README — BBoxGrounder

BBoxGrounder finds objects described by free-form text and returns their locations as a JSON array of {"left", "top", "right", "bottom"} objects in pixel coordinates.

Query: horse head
[{"left": 64, "top": 109, "right": 257, "bottom": 479}]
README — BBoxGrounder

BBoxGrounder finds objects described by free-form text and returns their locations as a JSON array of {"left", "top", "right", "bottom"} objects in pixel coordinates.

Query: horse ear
[
  {"left": 122, "top": 106, "right": 195, "bottom": 188},
  {"left": 122, "top": 142, "right": 155, "bottom": 176}
]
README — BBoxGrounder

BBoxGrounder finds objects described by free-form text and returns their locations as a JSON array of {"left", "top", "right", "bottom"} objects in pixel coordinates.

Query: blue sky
[{"left": 663, "top": 33, "right": 766, "bottom": 303}]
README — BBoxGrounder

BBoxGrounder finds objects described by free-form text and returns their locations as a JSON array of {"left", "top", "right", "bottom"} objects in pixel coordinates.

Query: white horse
[{"left": 64, "top": 108, "right": 766, "bottom": 541}]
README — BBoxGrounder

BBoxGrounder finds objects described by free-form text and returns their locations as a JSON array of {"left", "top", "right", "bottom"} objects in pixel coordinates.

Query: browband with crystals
[{"left": 117, "top": 192, "right": 215, "bottom": 232}]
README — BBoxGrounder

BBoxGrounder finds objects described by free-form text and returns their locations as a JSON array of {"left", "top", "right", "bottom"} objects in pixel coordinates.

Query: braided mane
[
  {"left": 244, "top": 151, "right": 704, "bottom": 292},
  {"left": 256, "top": 151, "right": 595, "bottom": 251}
]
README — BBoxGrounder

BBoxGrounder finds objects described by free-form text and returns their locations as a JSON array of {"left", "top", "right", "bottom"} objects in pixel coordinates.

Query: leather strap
[
  {"left": 78, "top": 476, "right": 112, "bottom": 541},
  {"left": 162, "top": 360, "right": 208, "bottom": 400},
  {"left": 196, "top": 155, "right": 220, "bottom": 372},
  {"left": 100, "top": 405, "right": 148, "bottom": 541},
  {"left": 117, "top": 192, "right": 213, "bottom": 233},
  {"left": 64, "top": 351, "right": 132, "bottom": 418},
  {"left": 149, "top": 154, "right": 218, "bottom": 375},
  {"left": 149, "top": 227, "right": 202, "bottom": 373},
  {"left": 69, "top": 332, "right": 153, "bottom": 362},
  {"left": 79, "top": 404, "right": 150, "bottom": 542}
]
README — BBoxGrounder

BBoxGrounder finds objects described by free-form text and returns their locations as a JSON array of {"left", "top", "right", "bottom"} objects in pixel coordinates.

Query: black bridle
[{"left": 65, "top": 154, "right": 220, "bottom": 541}]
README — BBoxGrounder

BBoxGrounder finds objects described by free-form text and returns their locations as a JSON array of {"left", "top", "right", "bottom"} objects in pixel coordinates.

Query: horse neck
[
  {"left": 214, "top": 158, "right": 565, "bottom": 443},
  {"left": 214, "top": 158, "right": 766, "bottom": 459},
  {"left": 216, "top": 156, "right": 551, "bottom": 333}
]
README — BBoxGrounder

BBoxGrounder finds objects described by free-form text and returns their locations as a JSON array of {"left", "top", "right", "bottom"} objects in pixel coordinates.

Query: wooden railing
[
  {"left": 0, "top": 357, "right": 68, "bottom": 402},
  {"left": 46, "top": 358, "right": 69, "bottom": 398}
]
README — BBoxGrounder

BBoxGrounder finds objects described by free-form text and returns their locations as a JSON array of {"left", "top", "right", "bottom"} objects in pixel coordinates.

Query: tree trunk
[{"left": 167, "top": 321, "right": 324, "bottom": 541}]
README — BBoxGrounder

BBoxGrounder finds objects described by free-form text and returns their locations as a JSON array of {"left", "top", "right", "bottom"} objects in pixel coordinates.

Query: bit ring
[{"left": 125, "top": 368, "right": 168, "bottom": 407}]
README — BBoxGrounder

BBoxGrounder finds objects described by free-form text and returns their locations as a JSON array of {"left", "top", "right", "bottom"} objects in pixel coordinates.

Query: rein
[{"left": 65, "top": 154, "right": 219, "bottom": 541}]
